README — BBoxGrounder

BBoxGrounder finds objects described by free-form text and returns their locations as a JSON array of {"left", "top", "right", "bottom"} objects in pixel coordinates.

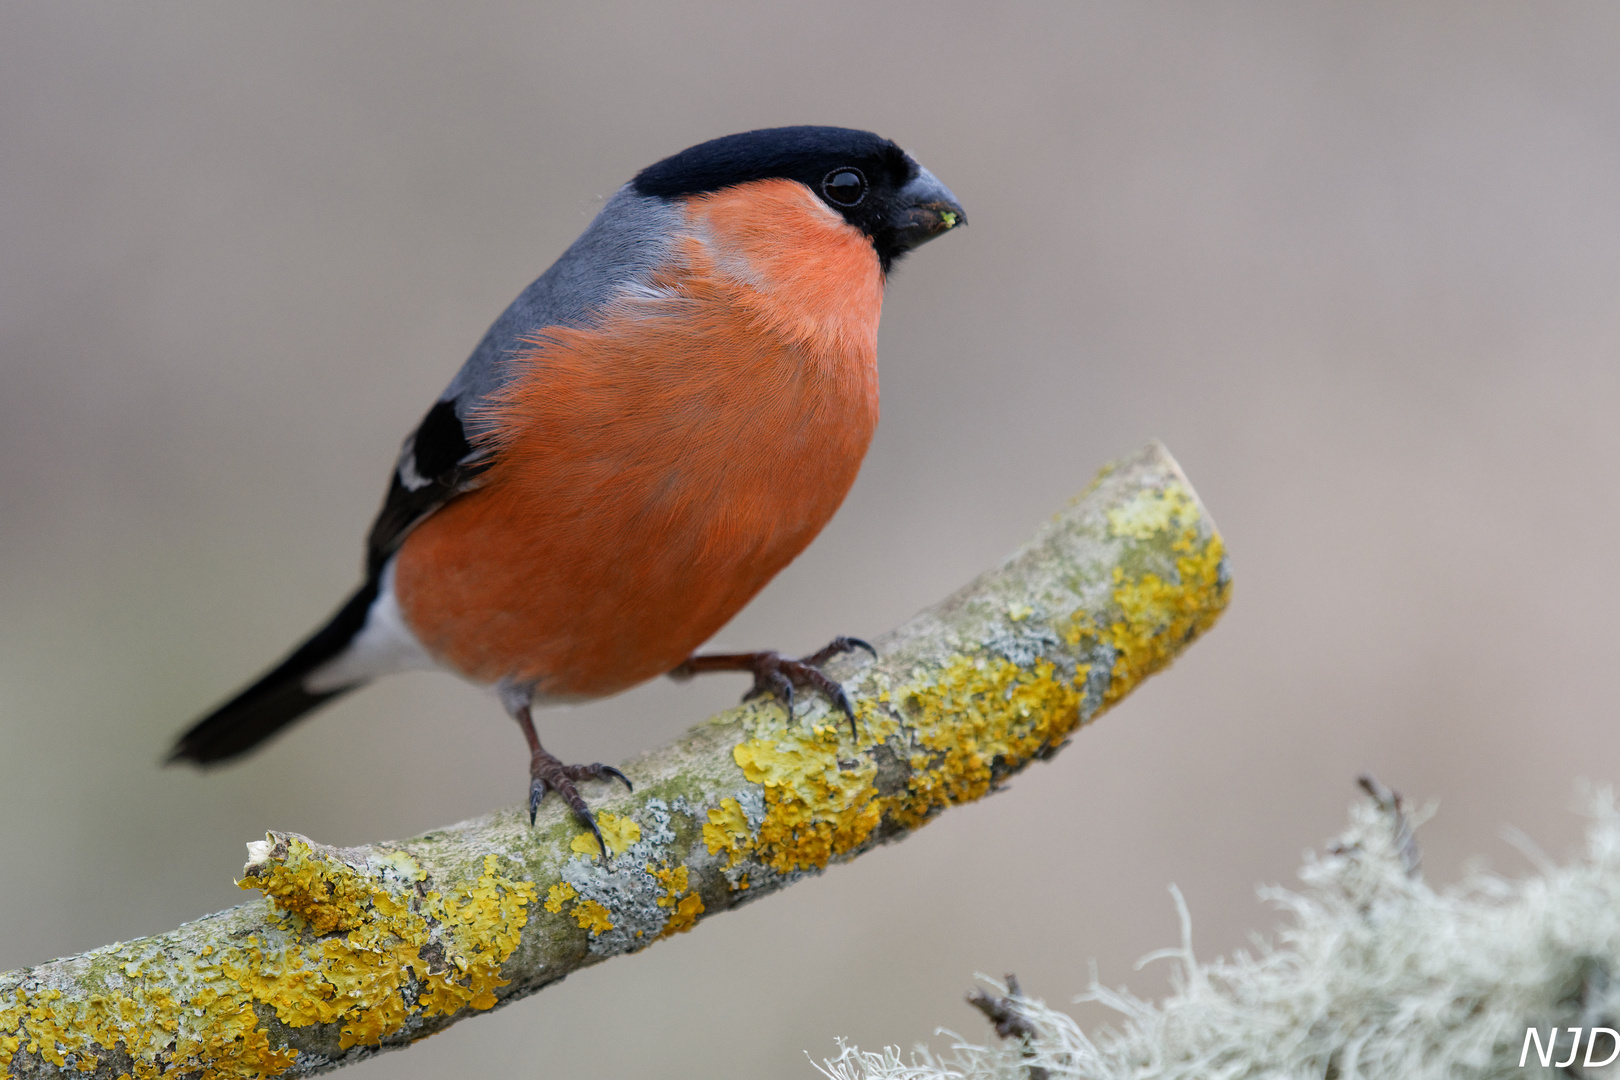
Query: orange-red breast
[{"left": 171, "top": 126, "right": 965, "bottom": 852}]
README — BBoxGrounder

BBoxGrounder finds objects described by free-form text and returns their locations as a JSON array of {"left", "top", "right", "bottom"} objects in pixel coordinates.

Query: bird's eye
[{"left": 821, "top": 168, "right": 868, "bottom": 208}]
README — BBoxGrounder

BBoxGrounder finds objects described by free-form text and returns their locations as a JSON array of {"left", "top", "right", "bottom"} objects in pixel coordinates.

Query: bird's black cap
[
  {"left": 633, "top": 126, "right": 910, "bottom": 201},
  {"left": 632, "top": 125, "right": 964, "bottom": 271}
]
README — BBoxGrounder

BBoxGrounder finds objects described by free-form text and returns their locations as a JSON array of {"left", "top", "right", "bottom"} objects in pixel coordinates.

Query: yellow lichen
[
  {"left": 888, "top": 654, "right": 1083, "bottom": 830},
  {"left": 544, "top": 882, "right": 578, "bottom": 913},
  {"left": 1106, "top": 483, "right": 1196, "bottom": 540},
  {"left": 249, "top": 836, "right": 372, "bottom": 934},
  {"left": 663, "top": 894, "right": 704, "bottom": 936},
  {"left": 650, "top": 864, "right": 704, "bottom": 937},
  {"left": 568, "top": 812, "right": 641, "bottom": 857},
  {"left": 731, "top": 723, "right": 885, "bottom": 873},
  {"left": 0, "top": 839, "right": 536, "bottom": 1076},
  {"left": 372, "top": 849, "right": 426, "bottom": 882},
  {"left": 571, "top": 900, "right": 615, "bottom": 935},
  {"left": 702, "top": 797, "right": 752, "bottom": 866},
  {"left": 1077, "top": 486, "right": 1230, "bottom": 709},
  {"left": 652, "top": 864, "right": 690, "bottom": 904},
  {"left": 1097, "top": 533, "right": 1227, "bottom": 706}
]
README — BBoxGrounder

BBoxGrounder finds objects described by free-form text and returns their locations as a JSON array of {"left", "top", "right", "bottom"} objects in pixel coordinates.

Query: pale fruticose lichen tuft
[{"left": 816, "top": 790, "right": 1620, "bottom": 1080}]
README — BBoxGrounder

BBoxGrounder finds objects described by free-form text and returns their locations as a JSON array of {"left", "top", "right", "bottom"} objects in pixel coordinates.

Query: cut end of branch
[{"left": 244, "top": 837, "right": 273, "bottom": 875}]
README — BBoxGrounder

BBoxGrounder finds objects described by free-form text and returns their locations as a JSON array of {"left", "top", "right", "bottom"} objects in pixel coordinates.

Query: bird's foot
[
  {"left": 670, "top": 636, "right": 877, "bottom": 737},
  {"left": 511, "top": 703, "right": 631, "bottom": 858},
  {"left": 528, "top": 750, "right": 633, "bottom": 857}
]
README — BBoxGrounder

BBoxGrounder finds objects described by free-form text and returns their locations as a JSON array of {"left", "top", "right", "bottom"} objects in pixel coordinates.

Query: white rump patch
[{"left": 304, "top": 561, "right": 439, "bottom": 692}]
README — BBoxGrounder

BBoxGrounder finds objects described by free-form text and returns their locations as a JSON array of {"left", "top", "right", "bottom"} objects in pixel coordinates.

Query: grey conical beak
[{"left": 890, "top": 163, "right": 966, "bottom": 254}]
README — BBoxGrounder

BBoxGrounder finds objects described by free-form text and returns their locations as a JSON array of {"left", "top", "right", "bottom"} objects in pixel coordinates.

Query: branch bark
[{"left": 0, "top": 440, "right": 1231, "bottom": 1079}]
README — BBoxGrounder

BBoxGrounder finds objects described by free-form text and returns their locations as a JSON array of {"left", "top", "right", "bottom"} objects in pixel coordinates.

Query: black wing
[{"left": 365, "top": 398, "right": 493, "bottom": 576}]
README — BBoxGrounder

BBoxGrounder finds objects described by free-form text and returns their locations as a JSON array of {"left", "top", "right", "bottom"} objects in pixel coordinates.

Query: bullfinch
[{"left": 170, "top": 126, "right": 966, "bottom": 854}]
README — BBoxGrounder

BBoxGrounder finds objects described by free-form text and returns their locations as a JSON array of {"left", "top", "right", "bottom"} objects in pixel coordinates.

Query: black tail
[{"left": 169, "top": 579, "right": 381, "bottom": 765}]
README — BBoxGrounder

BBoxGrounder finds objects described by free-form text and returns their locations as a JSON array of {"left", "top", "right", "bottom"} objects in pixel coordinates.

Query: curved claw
[
  {"left": 804, "top": 635, "right": 877, "bottom": 667},
  {"left": 583, "top": 814, "right": 611, "bottom": 864},
  {"left": 598, "top": 765, "right": 634, "bottom": 794},
  {"left": 831, "top": 686, "right": 858, "bottom": 739}
]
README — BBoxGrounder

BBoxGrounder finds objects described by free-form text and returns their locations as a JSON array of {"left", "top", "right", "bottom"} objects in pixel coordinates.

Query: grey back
[{"left": 440, "top": 185, "right": 682, "bottom": 438}]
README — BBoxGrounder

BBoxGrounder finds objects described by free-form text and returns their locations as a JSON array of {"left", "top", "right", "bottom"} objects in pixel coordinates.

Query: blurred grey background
[{"left": 4, "top": 2, "right": 1620, "bottom": 1075}]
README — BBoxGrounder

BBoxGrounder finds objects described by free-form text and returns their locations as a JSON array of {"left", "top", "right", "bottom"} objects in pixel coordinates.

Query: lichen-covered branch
[{"left": 0, "top": 440, "right": 1231, "bottom": 1079}]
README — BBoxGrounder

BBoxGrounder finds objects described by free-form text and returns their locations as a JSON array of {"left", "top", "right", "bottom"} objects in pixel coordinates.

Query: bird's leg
[
  {"left": 669, "top": 636, "right": 877, "bottom": 737},
  {"left": 510, "top": 703, "right": 632, "bottom": 859}
]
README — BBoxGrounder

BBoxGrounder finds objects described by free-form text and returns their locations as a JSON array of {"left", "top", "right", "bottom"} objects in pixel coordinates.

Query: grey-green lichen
[{"left": 1, "top": 440, "right": 1229, "bottom": 1079}]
